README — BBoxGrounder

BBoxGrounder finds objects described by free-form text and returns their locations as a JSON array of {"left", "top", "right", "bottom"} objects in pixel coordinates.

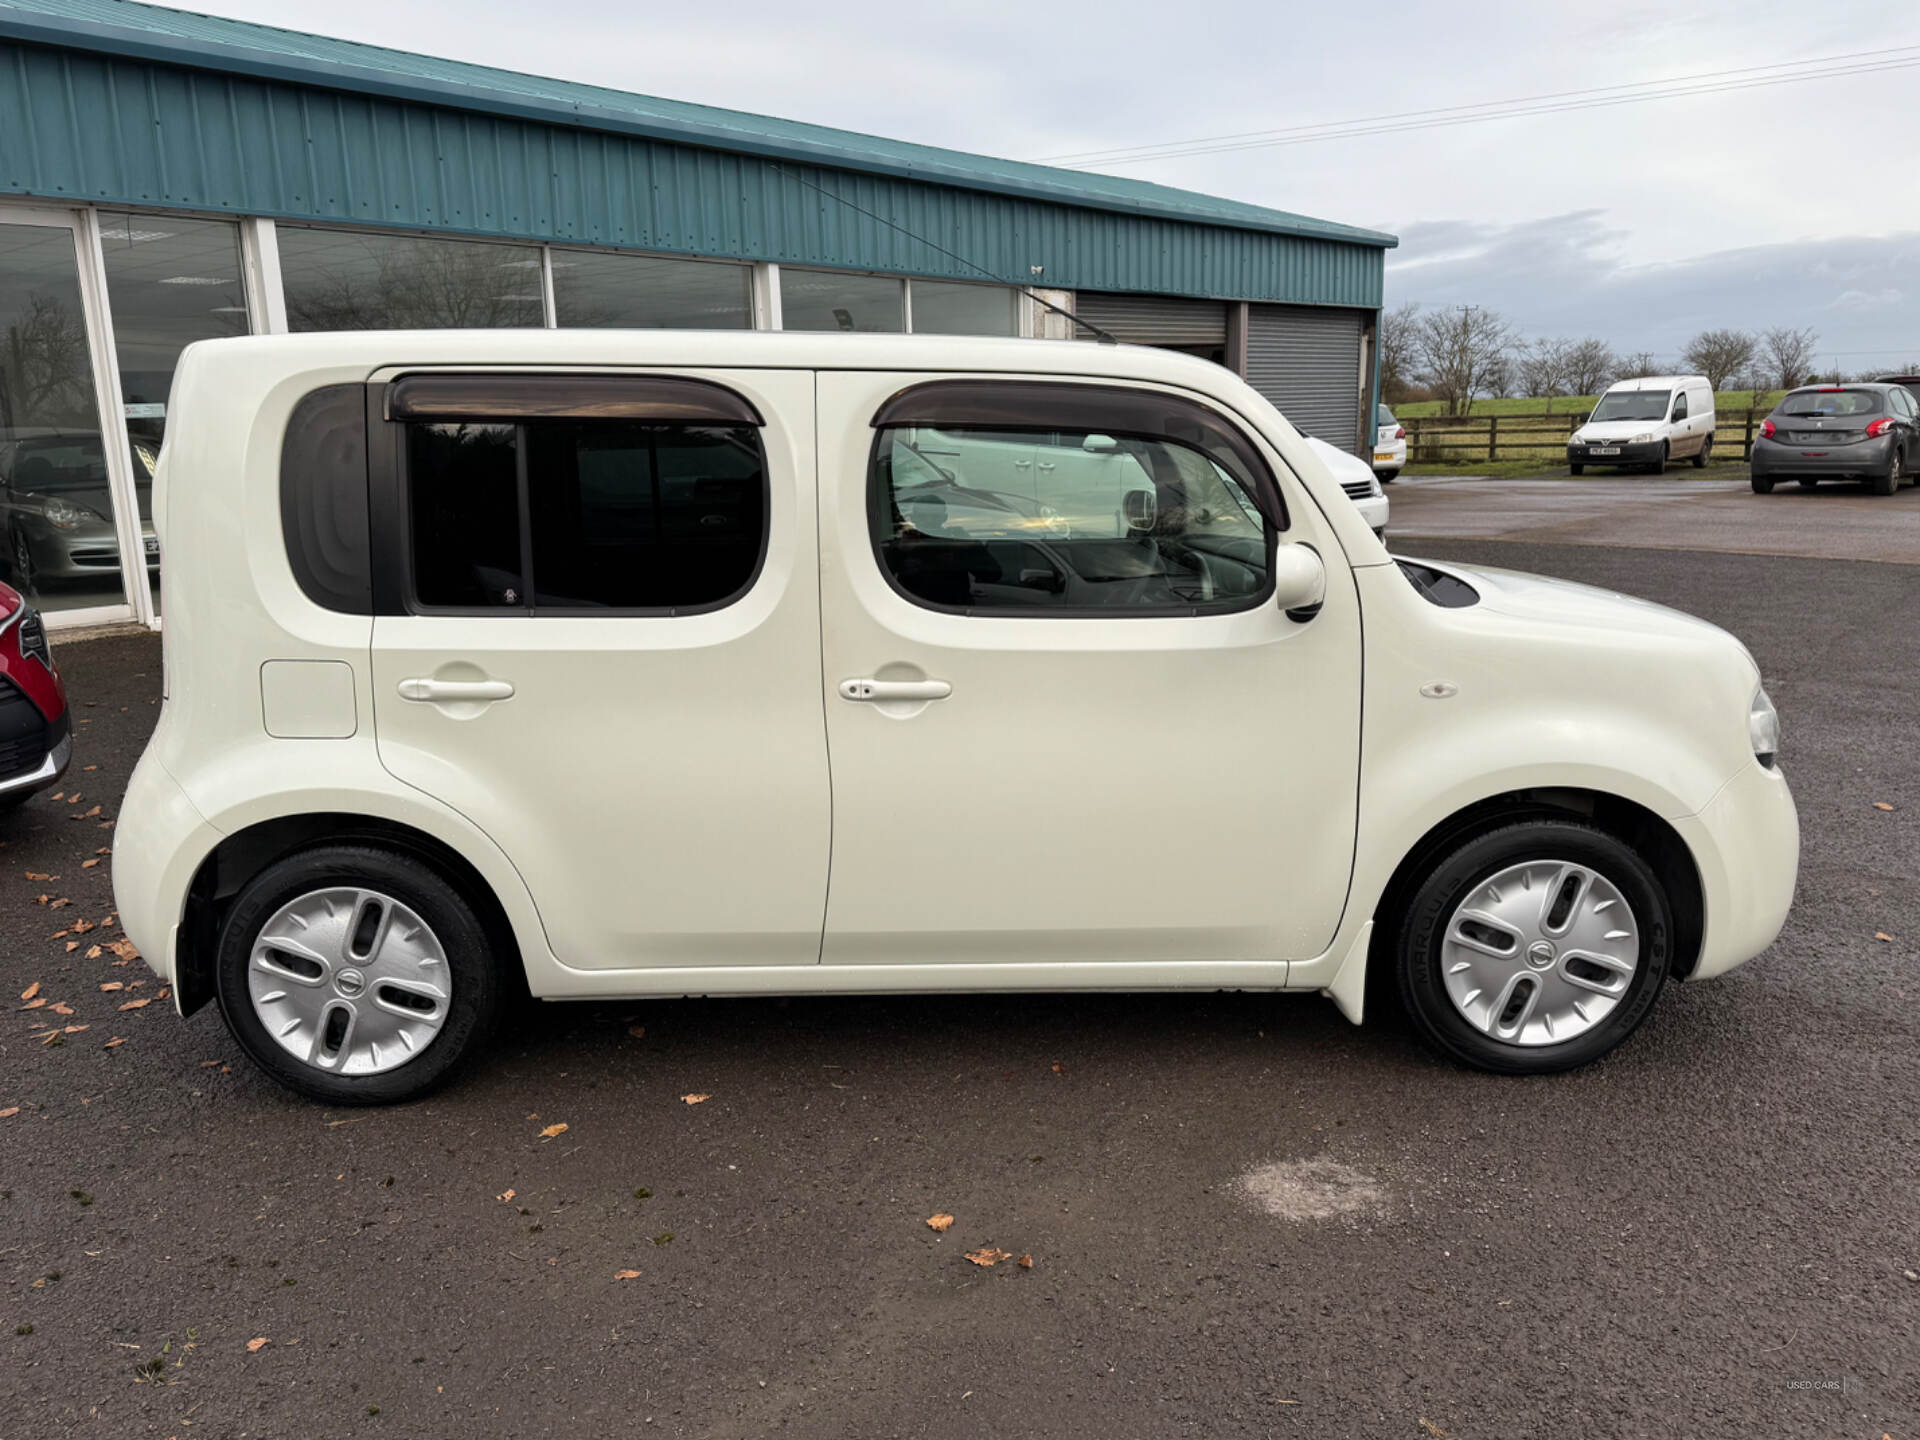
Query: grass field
[{"left": 1391, "top": 390, "right": 1786, "bottom": 419}]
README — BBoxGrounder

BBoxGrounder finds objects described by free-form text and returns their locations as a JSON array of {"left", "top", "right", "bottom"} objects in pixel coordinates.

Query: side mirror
[
  {"left": 1082, "top": 433, "right": 1119, "bottom": 454},
  {"left": 1120, "top": 488, "right": 1156, "bottom": 532},
  {"left": 1272, "top": 544, "right": 1326, "bottom": 621}
]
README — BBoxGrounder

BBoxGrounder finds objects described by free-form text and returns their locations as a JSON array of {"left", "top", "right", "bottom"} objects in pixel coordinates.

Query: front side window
[
  {"left": 404, "top": 415, "right": 766, "bottom": 613},
  {"left": 1590, "top": 389, "right": 1672, "bottom": 423},
  {"left": 1671, "top": 394, "right": 1688, "bottom": 420},
  {"left": 872, "top": 423, "right": 1273, "bottom": 614}
]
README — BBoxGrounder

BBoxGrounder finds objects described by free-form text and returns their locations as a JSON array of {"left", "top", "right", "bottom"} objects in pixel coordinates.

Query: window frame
[
  {"left": 865, "top": 379, "right": 1285, "bottom": 620},
  {"left": 371, "top": 373, "right": 772, "bottom": 619}
]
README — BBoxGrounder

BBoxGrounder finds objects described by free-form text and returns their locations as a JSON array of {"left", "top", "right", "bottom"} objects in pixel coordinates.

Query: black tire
[
  {"left": 1376, "top": 469, "right": 1399, "bottom": 484},
  {"left": 215, "top": 844, "right": 504, "bottom": 1104},
  {"left": 1751, "top": 474, "right": 1775, "bottom": 494},
  {"left": 1873, "top": 449, "right": 1900, "bottom": 496},
  {"left": 1691, "top": 434, "right": 1712, "bottom": 469},
  {"left": 1797, "top": 478, "right": 1819, "bottom": 491},
  {"left": 1569, "top": 463, "right": 1584, "bottom": 476},
  {"left": 8, "top": 529, "right": 36, "bottom": 593},
  {"left": 1393, "top": 819, "right": 1674, "bottom": 1075},
  {"left": 1647, "top": 444, "right": 1669, "bottom": 476}
]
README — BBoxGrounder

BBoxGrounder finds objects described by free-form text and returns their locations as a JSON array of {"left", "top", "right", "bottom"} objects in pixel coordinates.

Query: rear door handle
[
  {"left": 398, "top": 678, "right": 515, "bottom": 703},
  {"left": 838, "top": 678, "right": 952, "bottom": 703}
]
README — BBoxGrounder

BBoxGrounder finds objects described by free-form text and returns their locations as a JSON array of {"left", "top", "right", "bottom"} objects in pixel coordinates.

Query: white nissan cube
[{"left": 114, "top": 332, "right": 1798, "bottom": 1104}]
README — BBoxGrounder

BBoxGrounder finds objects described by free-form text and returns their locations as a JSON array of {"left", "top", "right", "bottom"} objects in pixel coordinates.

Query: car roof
[{"left": 1604, "top": 376, "right": 1704, "bottom": 391}]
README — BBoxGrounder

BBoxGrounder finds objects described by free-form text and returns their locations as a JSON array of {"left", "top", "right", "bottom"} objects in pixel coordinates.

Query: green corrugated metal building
[{"left": 0, "top": 0, "right": 1396, "bottom": 632}]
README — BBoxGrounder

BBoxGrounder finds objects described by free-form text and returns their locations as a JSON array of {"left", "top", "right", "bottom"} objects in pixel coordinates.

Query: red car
[{"left": 0, "top": 580, "right": 70, "bottom": 811}]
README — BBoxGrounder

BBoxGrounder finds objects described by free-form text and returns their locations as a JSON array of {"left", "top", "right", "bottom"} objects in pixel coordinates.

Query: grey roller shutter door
[
  {"left": 1245, "top": 304, "right": 1365, "bottom": 454},
  {"left": 1073, "top": 293, "right": 1227, "bottom": 346}
]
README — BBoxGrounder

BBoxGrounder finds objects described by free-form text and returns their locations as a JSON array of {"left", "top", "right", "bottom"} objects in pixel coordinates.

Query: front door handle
[
  {"left": 838, "top": 678, "right": 952, "bottom": 703},
  {"left": 398, "top": 678, "right": 515, "bottom": 703}
]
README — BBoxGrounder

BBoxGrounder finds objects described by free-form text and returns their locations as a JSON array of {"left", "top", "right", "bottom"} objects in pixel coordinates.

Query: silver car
[{"left": 0, "top": 431, "right": 160, "bottom": 591}]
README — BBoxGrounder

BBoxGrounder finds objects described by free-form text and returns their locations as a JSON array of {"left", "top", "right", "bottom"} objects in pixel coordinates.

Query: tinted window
[
  {"left": 1779, "top": 389, "right": 1883, "bottom": 417},
  {"left": 1590, "top": 390, "right": 1671, "bottom": 422},
  {"left": 408, "top": 423, "right": 523, "bottom": 607},
  {"left": 550, "top": 250, "right": 751, "bottom": 329},
  {"left": 280, "top": 228, "right": 545, "bottom": 331},
  {"left": 780, "top": 269, "right": 904, "bottom": 332},
  {"left": 910, "top": 280, "right": 1019, "bottom": 335},
  {"left": 405, "top": 417, "right": 766, "bottom": 612},
  {"left": 1376, "top": 404, "right": 1397, "bottom": 424},
  {"left": 872, "top": 425, "right": 1273, "bottom": 615}
]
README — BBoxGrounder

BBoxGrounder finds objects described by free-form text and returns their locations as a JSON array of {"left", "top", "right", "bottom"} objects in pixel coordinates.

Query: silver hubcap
[
  {"left": 1441, "top": 860, "right": 1640, "bottom": 1046},
  {"left": 247, "top": 888, "right": 451, "bottom": 1076}
]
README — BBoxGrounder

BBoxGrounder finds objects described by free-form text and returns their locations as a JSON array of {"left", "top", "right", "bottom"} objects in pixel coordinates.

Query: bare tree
[
  {"left": 1615, "top": 350, "right": 1662, "bottom": 380},
  {"left": 1378, "top": 302, "right": 1421, "bottom": 403},
  {"left": 1680, "top": 328, "right": 1757, "bottom": 392},
  {"left": 285, "top": 241, "right": 546, "bottom": 331},
  {"left": 1761, "top": 326, "right": 1819, "bottom": 391},
  {"left": 1564, "top": 338, "right": 1616, "bottom": 397},
  {"left": 1413, "top": 304, "right": 1517, "bottom": 416},
  {"left": 1518, "top": 336, "right": 1575, "bottom": 413}
]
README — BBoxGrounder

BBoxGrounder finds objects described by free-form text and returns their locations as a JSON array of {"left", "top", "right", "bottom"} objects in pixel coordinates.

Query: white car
[
  {"left": 1372, "top": 403, "right": 1407, "bottom": 481},
  {"left": 1569, "top": 376, "right": 1716, "bottom": 474},
  {"left": 115, "top": 331, "right": 1798, "bottom": 1103},
  {"left": 1304, "top": 435, "right": 1387, "bottom": 538}
]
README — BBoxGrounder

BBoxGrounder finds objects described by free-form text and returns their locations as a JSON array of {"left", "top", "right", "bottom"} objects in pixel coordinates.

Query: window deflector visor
[{"left": 386, "top": 374, "right": 764, "bottom": 426}]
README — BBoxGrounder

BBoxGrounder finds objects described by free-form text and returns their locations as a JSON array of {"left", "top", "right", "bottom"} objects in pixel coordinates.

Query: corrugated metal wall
[
  {"left": 1072, "top": 293, "right": 1226, "bottom": 346},
  {"left": 1246, "top": 304, "right": 1366, "bottom": 453},
  {"left": 0, "top": 39, "right": 1386, "bottom": 308}
]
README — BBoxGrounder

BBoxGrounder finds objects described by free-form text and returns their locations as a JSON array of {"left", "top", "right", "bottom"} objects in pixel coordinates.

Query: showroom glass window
[
  {"left": 551, "top": 250, "right": 751, "bottom": 329},
  {"left": 871, "top": 421, "right": 1274, "bottom": 615},
  {"left": 279, "top": 228, "right": 545, "bottom": 331},
  {"left": 780, "top": 268, "right": 903, "bottom": 332},
  {"left": 406, "top": 420, "right": 767, "bottom": 612},
  {"left": 910, "top": 280, "right": 1019, "bottom": 336},
  {"left": 0, "top": 221, "right": 122, "bottom": 614},
  {"left": 98, "top": 213, "right": 251, "bottom": 612}
]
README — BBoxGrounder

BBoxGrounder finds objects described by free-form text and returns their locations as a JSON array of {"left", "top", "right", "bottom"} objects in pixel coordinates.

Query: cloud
[{"left": 1384, "top": 212, "right": 1920, "bottom": 370}]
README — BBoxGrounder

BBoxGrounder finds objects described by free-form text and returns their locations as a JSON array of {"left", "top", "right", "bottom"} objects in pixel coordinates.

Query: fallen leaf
[
  {"left": 1874, "top": 801, "right": 1894, "bottom": 811},
  {"left": 65, "top": 942, "right": 78, "bottom": 953},
  {"left": 50, "top": 1003, "right": 73, "bottom": 1016},
  {"left": 0, "top": 1107, "right": 18, "bottom": 1118},
  {"left": 926, "top": 1213, "right": 955, "bottom": 1232},
  {"left": 24, "top": 871, "right": 50, "bottom": 881},
  {"left": 614, "top": 1269, "right": 641, "bottom": 1280},
  {"left": 32, "top": 894, "right": 47, "bottom": 905},
  {"left": 82, "top": 859, "right": 100, "bottom": 870},
  {"left": 1017, "top": 1254, "right": 1034, "bottom": 1269},
  {"left": 94, "top": 847, "right": 108, "bottom": 856},
  {"left": 82, "top": 766, "right": 96, "bottom": 772},
  {"left": 1875, "top": 932, "right": 1894, "bottom": 943},
  {"left": 538, "top": 1123, "right": 568, "bottom": 1139},
  {"left": 627, "top": 1025, "right": 646, "bottom": 1040},
  {"left": 84, "top": 946, "right": 101, "bottom": 960},
  {"left": 20, "top": 998, "right": 45, "bottom": 1011},
  {"left": 81, "top": 806, "right": 101, "bottom": 818},
  {"left": 103, "top": 1037, "right": 124, "bottom": 1048},
  {"left": 48, "top": 897, "right": 69, "bottom": 910},
  {"left": 246, "top": 1337, "right": 271, "bottom": 1353},
  {"left": 118, "top": 998, "right": 152, "bottom": 1011},
  {"left": 107, "top": 939, "right": 139, "bottom": 962},
  {"left": 19, "top": 982, "right": 39, "bottom": 1001},
  {"left": 681, "top": 1093, "right": 710, "bottom": 1106},
  {"left": 497, "top": 1188, "right": 516, "bottom": 1203},
  {"left": 40, "top": 1030, "right": 62, "bottom": 1045},
  {"left": 63, "top": 1025, "right": 87, "bottom": 1034},
  {"left": 1419, "top": 1421, "right": 1453, "bottom": 1440},
  {"left": 964, "top": 1247, "right": 1013, "bottom": 1267},
  {"left": 100, "top": 982, "right": 123, "bottom": 992}
]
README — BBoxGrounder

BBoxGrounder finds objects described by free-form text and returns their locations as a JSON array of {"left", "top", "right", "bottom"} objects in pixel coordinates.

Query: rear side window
[{"left": 390, "top": 376, "right": 767, "bottom": 614}]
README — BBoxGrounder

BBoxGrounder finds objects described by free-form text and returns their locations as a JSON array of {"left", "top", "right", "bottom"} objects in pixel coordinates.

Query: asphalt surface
[{"left": 2, "top": 531, "right": 1917, "bottom": 1439}]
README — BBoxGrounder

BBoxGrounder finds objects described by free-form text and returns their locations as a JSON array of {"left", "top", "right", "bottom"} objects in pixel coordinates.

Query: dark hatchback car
[
  {"left": 1749, "top": 384, "right": 1919, "bottom": 495},
  {"left": 0, "top": 579, "right": 70, "bottom": 811}
]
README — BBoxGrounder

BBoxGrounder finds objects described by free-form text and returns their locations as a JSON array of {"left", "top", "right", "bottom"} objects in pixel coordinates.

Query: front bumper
[
  {"left": 1672, "top": 760, "right": 1799, "bottom": 981},
  {"left": 1568, "top": 440, "right": 1663, "bottom": 466},
  {"left": 1351, "top": 493, "right": 1388, "bottom": 537},
  {"left": 22, "top": 518, "right": 161, "bottom": 581},
  {"left": 1750, "top": 434, "right": 1894, "bottom": 477}
]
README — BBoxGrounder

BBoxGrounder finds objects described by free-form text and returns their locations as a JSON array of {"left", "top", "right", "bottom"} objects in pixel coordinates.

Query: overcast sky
[{"left": 171, "top": 0, "right": 1920, "bottom": 371}]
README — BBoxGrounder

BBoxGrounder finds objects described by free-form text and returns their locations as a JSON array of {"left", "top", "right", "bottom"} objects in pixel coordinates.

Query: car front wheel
[
  {"left": 215, "top": 844, "right": 504, "bottom": 1104},
  {"left": 1394, "top": 820, "right": 1673, "bottom": 1074}
]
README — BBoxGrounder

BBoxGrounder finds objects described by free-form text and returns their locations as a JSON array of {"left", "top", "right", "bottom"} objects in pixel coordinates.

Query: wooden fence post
[{"left": 1488, "top": 415, "right": 1499, "bottom": 462}]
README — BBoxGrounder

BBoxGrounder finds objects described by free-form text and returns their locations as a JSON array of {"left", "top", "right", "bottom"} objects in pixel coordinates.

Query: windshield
[
  {"left": 7, "top": 437, "right": 111, "bottom": 493},
  {"left": 1778, "top": 389, "right": 1882, "bottom": 417},
  {"left": 1590, "top": 390, "right": 1671, "bottom": 423}
]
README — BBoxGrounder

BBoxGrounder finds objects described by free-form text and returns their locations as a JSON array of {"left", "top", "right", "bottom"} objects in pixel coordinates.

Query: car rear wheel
[
  {"left": 215, "top": 844, "right": 504, "bottom": 1104},
  {"left": 1376, "top": 469, "right": 1399, "bottom": 484},
  {"left": 1647, "top": 444, "right": 1669, "bottom": 476},
  {"left": 1751, "top": 474, "right": 1774, "bottom": 494},
  {"left": 1394, "top": 820, "right": 1673, "bottom": 1074},
  {"left": 1692, "top": 435, "right": 1712, "bottom": 469},
  {"left": 1873, "top": 450, "right": 1901, "bottom": 496}
]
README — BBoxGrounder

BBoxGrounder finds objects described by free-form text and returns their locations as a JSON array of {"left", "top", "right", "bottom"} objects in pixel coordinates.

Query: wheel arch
[
  {"left": 1362, "top": 786, "right": 1706, "bottom": 1017},
  {"left": 174, "top": 813, "right": 526, "bottom": 1018}
]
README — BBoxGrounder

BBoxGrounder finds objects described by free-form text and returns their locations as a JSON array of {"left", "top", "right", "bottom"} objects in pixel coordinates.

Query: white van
[
  {"left": 1567, "top": 376, "right": 1716, "bottom": 474},
  {"left": 114, "top": 332, "right": 1796, "bottom": 1103}
]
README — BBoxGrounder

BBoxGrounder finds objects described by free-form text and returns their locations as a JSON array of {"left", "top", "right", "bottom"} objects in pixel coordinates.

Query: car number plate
[
  {"left": 145, "top": 537, "right": 160, "bottom": 555},
  {"left": 1591, "top": 446, "right": 1621, "bottom": 456},
  {"left": 1373, "top": 451, "right": 1395, "bottom": 462}
]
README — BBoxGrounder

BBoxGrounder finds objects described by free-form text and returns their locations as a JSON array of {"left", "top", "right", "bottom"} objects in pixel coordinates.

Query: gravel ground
[{"left": 0, "top": 542, "right": 1915, "bottom": 1440}]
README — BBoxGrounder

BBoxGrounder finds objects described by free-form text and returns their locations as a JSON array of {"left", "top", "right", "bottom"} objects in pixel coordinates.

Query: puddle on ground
[{"left": 1235, "top": 1158, "right": 1387, "bottom": 1222}]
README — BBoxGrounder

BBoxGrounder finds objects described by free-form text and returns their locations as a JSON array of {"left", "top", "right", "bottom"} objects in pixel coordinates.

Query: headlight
[
  {"left": 42, "top": 496, "right": 89, "bottom": 529},
  {"left": 1631, "top": 432, "right": 1654, "bottom": 444},
  {"left": 1749, "top": 687, "right": 1780, "bottom": 769}
]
